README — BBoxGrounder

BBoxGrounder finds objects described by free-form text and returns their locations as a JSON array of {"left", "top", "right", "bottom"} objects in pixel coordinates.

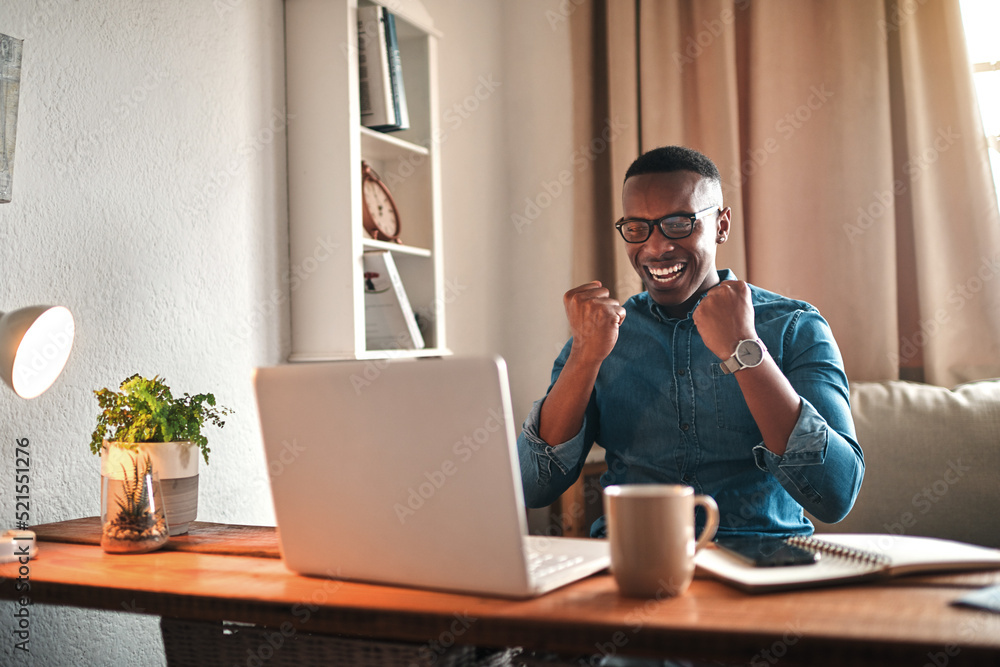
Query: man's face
[{"left": 621, "top": 170, "right": 731, "bottom": 318}]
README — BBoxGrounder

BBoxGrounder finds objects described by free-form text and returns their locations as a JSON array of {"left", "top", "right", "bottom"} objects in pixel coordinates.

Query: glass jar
[{"left": 100, "top": 446, "right": 170, "bottom": 554}]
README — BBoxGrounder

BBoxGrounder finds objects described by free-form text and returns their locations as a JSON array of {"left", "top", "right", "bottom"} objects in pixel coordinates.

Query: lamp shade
[{"left": 0, "top": 305, "right": 75, "bottom": 399}]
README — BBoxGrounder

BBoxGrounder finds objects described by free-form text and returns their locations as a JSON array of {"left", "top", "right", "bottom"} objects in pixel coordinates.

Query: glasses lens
[
  {"left": 619, "top": 220, "right": 651, "bottom": 242},
  {"left": 659, "top": 216, "right": 693, "bottom": 238}
]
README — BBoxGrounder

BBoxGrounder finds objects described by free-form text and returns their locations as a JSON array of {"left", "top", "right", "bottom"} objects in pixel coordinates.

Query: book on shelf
[
  {"left": 381, "top": 10, "right": 409, "bottom": 132},
  {"left": 357, "top": 5, "right": 396, "bottom": 129},
  {"left": 356, "top": 5, "right": 409, "bottom": 133},
  {"left": 695, "top": 533, "right": 1000, "bottom": 594},
  {"left": 362, "top": 250, "right": 424, "bottom": 351}
]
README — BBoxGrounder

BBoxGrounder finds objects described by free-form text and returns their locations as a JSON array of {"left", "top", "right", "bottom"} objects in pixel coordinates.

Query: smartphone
[{"left": 716, "top": 536, "right": 819, "bottom": 567}]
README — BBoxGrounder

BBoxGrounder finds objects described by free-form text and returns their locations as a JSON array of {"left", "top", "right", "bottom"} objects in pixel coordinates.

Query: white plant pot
[{"left": 101, "top": 441, "right": 199, "bottom": 536}]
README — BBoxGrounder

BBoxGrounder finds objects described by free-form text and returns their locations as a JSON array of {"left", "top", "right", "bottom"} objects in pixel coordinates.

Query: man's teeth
[{"left": 648, "top": 265, "right": 683, "bottom": 282}]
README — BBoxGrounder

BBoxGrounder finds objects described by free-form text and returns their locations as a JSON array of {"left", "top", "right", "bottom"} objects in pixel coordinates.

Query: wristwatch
[{"left": 720, "top": 338, "right": 767, "bottom": 375}]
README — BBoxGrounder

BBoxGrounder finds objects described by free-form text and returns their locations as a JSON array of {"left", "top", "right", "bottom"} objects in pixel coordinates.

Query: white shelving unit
[{"left": 284, "top": 0, "right": 447, "bottom": 361}]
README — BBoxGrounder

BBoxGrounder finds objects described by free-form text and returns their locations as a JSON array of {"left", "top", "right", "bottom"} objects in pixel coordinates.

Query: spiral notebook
[{"left": 695, "top": 533, "right": 1000, "bottom": 593}]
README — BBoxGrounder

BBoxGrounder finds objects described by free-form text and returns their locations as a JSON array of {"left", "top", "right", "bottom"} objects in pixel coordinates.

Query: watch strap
[{"left": 719, "top": 354, "right": 742, "bottom": 375}]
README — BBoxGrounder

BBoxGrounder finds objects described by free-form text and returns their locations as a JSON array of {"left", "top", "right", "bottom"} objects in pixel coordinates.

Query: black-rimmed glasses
[{"left": 614, "top": 205, "right": 720, "bottom": 243}]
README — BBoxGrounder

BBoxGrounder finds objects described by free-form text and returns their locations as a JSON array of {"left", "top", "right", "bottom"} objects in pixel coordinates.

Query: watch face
[
  {"left": 363, "top": 179, "right": 399, "bottom": 239},
  {"left": 736, "top": 340, "right": 764, "bottom": 367}
]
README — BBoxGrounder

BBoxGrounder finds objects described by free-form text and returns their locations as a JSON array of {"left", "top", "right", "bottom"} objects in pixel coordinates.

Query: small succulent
[{"left": 110, "top": 454, "right": 157, "bottom": 533}]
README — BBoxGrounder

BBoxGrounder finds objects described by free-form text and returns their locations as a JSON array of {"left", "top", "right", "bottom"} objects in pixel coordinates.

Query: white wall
[
  {"left": 0, "top": 1, "right": 289, "bottom": 663},
  {"left": 0, "top": 0, "right": 577, "bottom": 664},
  {"left": 427, "top": 0, "right": 577, "bottom": 422},
  {"left": 497, "top": 2, "right": 578, "bottom": 421}
]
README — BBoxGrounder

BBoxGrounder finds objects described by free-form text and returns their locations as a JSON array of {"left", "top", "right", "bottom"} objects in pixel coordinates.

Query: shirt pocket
[{"left": 711, "top": 364, "right": 760, "bottom": 435}]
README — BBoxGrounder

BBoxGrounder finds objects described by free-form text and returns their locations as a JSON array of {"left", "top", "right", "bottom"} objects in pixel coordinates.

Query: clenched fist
[
  {"left": 692, "top": 280, "right": 757, "bottom": 360},
  {"left": 564, "top": 281, "right": 627, "bottom": 364}
]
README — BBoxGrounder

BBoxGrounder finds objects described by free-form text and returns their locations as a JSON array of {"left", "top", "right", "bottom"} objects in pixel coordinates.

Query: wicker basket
[
  {"left": 160, "top": 617, "right": 520, "bottom": 667},
  {"left": 510, "top": 651, "right": 593, "bottom": 667}
]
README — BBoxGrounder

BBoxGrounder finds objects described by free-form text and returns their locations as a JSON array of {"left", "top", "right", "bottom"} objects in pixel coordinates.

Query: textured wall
[
  {"left": 0, "top": 0, "right": 576, "bottom": 663},
  {"left": 0, "top": 1, "right": 288, "bottom": 664}
]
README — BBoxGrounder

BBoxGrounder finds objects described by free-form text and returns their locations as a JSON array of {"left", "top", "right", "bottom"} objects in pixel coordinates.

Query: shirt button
[
  {"left": 678, "top": 369, "right": 686, "bottom": 376},
  {"left": 681, "top": 423, "right": 690, "bottom": 431},
  {"left": 682, "top": 474, "right": 692, "bottom": 483}
]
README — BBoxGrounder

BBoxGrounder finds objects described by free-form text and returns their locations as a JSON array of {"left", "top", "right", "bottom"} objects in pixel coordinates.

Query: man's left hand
[{"left": 692, "top": 280, "right": 758, "bottom": 360}]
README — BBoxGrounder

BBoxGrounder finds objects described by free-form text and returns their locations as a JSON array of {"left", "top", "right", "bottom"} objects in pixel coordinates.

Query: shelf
[
  {"left": 362, "top": 239, "right": 432, "bottom": 257},
  {"left": 289, "top": 347, "right": 451, "bottom": 363},
  {"left": 360, "top": 126, "right": 430, "bottom": 160},
  {"left": 286, "top": 0, "right": 443, "bottom": 362}
]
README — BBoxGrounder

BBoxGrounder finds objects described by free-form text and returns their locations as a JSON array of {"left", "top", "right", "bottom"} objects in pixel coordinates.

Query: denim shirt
[{"left": 517, "top": 270, "right": 864, "bottom": 539}]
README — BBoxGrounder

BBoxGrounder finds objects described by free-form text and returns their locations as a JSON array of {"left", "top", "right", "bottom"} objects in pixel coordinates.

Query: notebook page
[
  {"left": 807, "top": 534, "right": 1000, "bottom": 576},
  {"left": 695, "top": 545, "right": 884, "bottom": 592}
]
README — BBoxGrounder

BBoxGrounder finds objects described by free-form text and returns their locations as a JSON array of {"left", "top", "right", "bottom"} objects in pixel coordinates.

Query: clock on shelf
[{"left": 361, "top": 160, "right": 401, "bottom": 243}]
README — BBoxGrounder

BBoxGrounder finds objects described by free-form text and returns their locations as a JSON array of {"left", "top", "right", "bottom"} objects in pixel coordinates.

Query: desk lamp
[
  {"left": 1, "top": 305, "right": 75, "bottom": 398},
  {"left": 0, "top": 304, "right": 75, "bottom": 562}
]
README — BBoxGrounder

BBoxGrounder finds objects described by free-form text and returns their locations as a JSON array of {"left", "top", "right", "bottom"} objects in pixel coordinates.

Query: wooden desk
[{"left": 3, "top": 520, "right": 1000, "bottom": 665}]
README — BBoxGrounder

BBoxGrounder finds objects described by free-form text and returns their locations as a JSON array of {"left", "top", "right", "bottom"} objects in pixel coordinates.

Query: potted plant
[{"left": 91, "top": 374, "right": 232, "bottom": 535}]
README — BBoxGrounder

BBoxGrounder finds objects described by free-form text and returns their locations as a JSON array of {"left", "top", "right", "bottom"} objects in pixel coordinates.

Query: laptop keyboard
[{"left": 526, "top": 549, "right": 586, "bottom": 580}]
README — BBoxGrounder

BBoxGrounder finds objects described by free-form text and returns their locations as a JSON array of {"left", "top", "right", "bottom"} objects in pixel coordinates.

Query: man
[{"left": 517, "top": 145, "right": 864, "bottom": 539}]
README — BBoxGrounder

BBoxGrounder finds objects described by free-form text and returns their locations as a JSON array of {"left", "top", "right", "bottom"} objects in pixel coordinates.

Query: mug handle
[{"left": 693, "top": 494, "right": 720, "bottom": 551}]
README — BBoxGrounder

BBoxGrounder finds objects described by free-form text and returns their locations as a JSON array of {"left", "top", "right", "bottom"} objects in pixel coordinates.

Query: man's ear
[{"left": 717, "top": 207, "right": 732, "bottom": 242}]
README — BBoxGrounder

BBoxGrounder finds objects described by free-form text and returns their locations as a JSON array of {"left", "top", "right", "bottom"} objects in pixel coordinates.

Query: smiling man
[{"left": 517, "top": 145, "right": 864, "bottom": 539}]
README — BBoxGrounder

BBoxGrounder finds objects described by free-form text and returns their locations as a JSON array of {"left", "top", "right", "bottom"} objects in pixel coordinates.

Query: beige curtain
[{"left": 572, "top": 0, "right": 1000, "bottom": 386}]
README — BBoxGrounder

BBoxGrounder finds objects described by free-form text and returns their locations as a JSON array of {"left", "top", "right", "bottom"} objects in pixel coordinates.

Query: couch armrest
[{"left": 811, "top": 379, "right": 1000, "bottom": 548}]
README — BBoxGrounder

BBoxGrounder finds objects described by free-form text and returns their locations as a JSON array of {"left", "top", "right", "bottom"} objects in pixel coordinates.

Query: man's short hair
[{"left": 624, "top": 145, "right": 721, "bottom": 185}]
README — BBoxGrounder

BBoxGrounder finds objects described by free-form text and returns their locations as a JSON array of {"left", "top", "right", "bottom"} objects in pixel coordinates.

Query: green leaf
[{"left": 90, "top": 375, "right": 233, "bottom": 464}]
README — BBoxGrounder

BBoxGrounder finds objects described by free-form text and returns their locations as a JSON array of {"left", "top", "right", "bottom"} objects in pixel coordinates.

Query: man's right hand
[
  {"left": 540, "top": 282, "right": 625, "bottom": 446},
  {"left": 564, "top": 281, "right": 627, "bottom": 364}
]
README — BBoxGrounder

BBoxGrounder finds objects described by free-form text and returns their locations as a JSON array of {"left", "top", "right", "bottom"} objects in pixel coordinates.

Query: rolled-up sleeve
[
  {"left": 517, "top": 399, "right": 593, "bottom": 508},
  {"left": 516, "top": 342, "right": 597, "bottom": 508},
  {"left": 753, "top": 310, "right": 865, "bottom": 523}
]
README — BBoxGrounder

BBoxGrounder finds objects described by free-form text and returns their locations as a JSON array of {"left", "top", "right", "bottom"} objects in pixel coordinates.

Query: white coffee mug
[{"left": 604, "top": 484, "right": 719, "bottom": 598}]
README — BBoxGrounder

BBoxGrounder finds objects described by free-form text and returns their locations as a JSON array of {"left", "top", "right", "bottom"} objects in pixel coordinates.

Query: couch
[
  {"left": 812, "top": 379, "right": 1000, "bottom": 549},
  {"left": 554, "top": 379, "right": 1000, "bottom": 548}
]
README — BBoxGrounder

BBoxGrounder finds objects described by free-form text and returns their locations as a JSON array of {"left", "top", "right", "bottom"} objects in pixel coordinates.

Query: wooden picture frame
[{"left": 0, "top": 33, "right": 23, "bottom": 204}]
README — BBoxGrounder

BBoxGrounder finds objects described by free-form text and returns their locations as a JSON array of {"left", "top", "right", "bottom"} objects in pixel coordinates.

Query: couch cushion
[{"left": 812, "top": 379, "right": 1000, "bottom": 548}]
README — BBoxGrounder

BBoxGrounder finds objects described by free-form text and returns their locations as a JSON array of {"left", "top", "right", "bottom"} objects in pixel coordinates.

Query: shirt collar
[{"left": 645, "top": 269, "right": 738, "bottom": 322}]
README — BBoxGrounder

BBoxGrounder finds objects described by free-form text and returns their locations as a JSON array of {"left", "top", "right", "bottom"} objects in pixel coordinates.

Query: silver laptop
[{"left": 252, "top": 355, "right": 609, "bottom": 598}]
